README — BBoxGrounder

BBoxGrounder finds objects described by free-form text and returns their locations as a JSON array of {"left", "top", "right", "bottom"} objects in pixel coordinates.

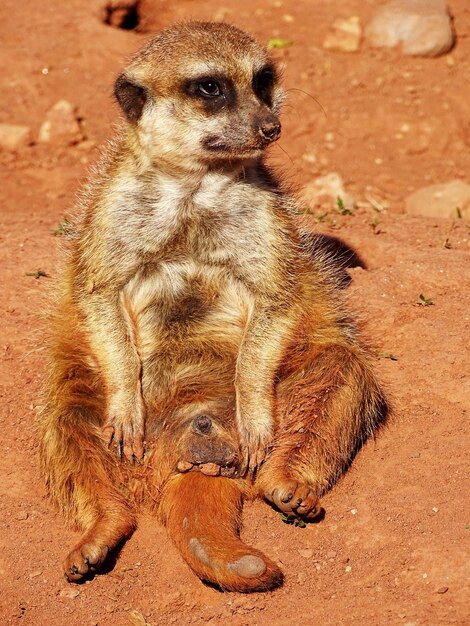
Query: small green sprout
[
  {"left": 279, "top": 512, "right": 307, "bottom": 528},
  {"left": 315, "top": 212, "right": 328, "bottom": 223},
  {"left": 377, "top": 351, "right": 398, "bottom": 361},
  {"left": 25, "top": 269, "right": 48, "bottom": 279},
  {"left": 417, "top": 293, "right": 433, "bottom": 307},
  {"left": 51, "top": 217, "right": 72, "bottom": 237},
  {"left": 267, "top": 38, "right": 292, "bottom": 50},
  {"left": 370, "top": 216, "right": 381, "bottom": 233},
  {"left": 336, "top": 196, "right": 353, "bottom": 215}
]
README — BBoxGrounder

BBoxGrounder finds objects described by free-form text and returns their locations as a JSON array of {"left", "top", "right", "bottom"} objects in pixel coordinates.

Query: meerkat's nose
[{"left": 259, "top": 121, "right": 281, "bottom": 142}]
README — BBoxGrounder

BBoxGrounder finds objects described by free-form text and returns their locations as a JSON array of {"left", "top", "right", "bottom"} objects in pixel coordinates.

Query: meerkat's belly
[{"left": 121, "top": 260, "right": 254, "bottom": 403}]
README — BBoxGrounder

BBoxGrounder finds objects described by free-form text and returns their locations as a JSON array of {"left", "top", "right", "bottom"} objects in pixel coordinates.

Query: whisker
[
  {"left": 273, "top": 142, "right": 294, "bottom": 167},
  {"left": 285, "top": 88, "right": 327, "bottom": 117}
]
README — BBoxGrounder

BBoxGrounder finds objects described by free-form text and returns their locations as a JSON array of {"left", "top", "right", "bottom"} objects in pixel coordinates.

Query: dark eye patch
[
  {"left": 253, "top": 66, "right": 276, "bottom": 106},
  {"left": 183, "top": 74, "right": 236, "bottom": 113}
]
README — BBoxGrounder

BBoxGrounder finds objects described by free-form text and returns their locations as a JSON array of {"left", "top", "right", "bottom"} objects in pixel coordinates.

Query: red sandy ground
[{"left": 0, "top": 1, "right": 469, "bottom": 624}]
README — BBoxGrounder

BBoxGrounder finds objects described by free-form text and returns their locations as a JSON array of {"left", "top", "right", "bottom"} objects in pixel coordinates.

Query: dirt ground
[{"left": 1, "top": 0, "right": 469, "bottom": 624}]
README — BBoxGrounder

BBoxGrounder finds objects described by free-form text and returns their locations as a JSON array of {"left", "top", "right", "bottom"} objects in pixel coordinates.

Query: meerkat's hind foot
[
  {"left": 260, "top": 475, "right": 322, "bottom": 520},
  {"left": 64, "top": 539, "right": 110, "bottom": 582},
  {"left": 63, "top": 510, "right": 135, "bottom": 582}
]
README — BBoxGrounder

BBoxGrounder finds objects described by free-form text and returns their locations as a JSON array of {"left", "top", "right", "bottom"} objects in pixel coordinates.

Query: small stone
[
  {"left": 301, "top": 172, "right": 354, "bottom": 212},
  {"left": 323, "top": 16, "right": 362, "bottom": 53},
  {"left": 405, "top": 180, "right": 470, "bottom": 218},
  {"left": 59, "top": 588, "right": 80, "bottom": 598},
  {"left": 176, "top": 461, "right": 193, "bottom": 472},
  {"left": 326, "top": 550, "right": 337, "bottom": 559},
  {"left": 350, "top": 508, "right": 358, "bottom": 515},
  {"left": 345, "top": 565, "right": 352, "bottom": 573},
  {"left": 298, "top": 548, "right": 313, "bottom": 558},
  {"left": 38, "top": 100, "right": 84, "bottom": 146},
  {"left": 365, "top": 0, "right": 454, "bottom": 58},
  {"left": 199, "top": 462, "right": 221, "bottom": 476},
  {"left": 302, "top": 152, "right": 317, "bottom": 164},
  {"left": 128, "top": 609, "right": 151, "bottom": 626},
  {"left": 77, "top": 139, "right": 96, "bottom": 151},
  {"left": 16, "top": 511, "right": 28, "bottom": 520},
  {"left": 0, "top": 123, "right": 33, "bottom": 150},
  {"left": 29, "top": 570, "right": 42, "bottom": 578},
  {"left": 432, "top": 507, "right": 439, "bottom": 513},
  {"left": 436, "top": 586, "right": 449, "bottom": 594}
]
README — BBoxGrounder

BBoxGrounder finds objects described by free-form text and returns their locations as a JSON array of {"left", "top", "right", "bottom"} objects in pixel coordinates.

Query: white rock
[
  {"left": 405, "top": 180, "right": 470, "bottom": 218},
  {"left": 298, "top": 548, "right": 313, "bottom": 559},
  {"left": 323, "top": 16, "right": 362, "bottom": 53},
  {"left": 0, "top": 123, "right": 32, "bottom": 150},
  {"left": 301, "top": 173, "right": 354, "bottom": 211},
  {"left": 365, "top": 0, "right": 454, "bottom": 58},
  {"left": 59, "top": 588, "right": 80, "bottom": 599},
  {"left": 38, "top": 100, "right": 83, "bottom": 145}
]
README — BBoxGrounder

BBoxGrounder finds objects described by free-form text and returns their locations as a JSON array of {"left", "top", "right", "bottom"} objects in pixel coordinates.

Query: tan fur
[{"left": 38, "top": 21, "right": 387, "bottom": 592}]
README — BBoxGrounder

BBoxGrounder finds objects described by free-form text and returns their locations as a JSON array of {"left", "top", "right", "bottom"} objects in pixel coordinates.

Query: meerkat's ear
[{"left": 114, "top": 74, "right": 148, "bottom": 122}]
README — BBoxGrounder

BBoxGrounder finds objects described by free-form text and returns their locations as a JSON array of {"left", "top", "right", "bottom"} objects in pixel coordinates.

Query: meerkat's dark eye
[
  {"left": 198, "top": 80, "right": 221, "bottom": 98},
  {"left": 254, "top": 67, "right": 275, "bottom": 105}
]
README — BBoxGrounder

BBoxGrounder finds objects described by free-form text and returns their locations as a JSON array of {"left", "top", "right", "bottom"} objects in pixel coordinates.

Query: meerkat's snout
[{"left": 194, "top": 64, "right": 282, "bottom": 158}]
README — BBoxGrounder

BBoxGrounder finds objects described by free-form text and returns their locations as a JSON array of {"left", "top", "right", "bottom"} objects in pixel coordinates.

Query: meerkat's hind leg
[
  {"left": 39, "top": 351, "right": 136, "bottom": 581},
  {"left": 64, "top": 504, "right": 135, "bottom": 582},
  {"left": 257, "top": 342, "right": 388, "bottom": 519},
  {"left": 47, "top": 415, "right": 136, "bottom": 582}
]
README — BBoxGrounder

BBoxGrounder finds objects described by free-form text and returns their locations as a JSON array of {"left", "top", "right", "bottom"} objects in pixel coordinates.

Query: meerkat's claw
[
  {"left": 102, "top": 419, "right": 144, "bottom": 462},
  {"left": 239, "top": 433, "right": 270, "bottom": 478}
]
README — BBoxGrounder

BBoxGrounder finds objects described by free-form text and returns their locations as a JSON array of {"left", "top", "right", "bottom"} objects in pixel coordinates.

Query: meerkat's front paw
[
  {"left": 102, "top": 391, "right": 146, "bottom": 462},
  {"left": 238, "top": 427, "right": 272, "bottom": 477}
]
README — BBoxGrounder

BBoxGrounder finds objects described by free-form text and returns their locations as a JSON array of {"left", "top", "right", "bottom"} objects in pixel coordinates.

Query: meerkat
[{"left": 38, "top": 21, "right": 387, "bottom": 592}]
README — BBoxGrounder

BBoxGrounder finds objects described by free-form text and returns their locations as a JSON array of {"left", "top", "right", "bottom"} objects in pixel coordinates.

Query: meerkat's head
[{"left": 114, "top": 22, "right": 284, "bottom": 171}]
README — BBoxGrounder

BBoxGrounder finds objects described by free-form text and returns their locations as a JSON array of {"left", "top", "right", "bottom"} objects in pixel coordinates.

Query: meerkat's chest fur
[
  {"left": 118, "top": 170, "right": 273, "bottom": 263},
  {"left": 112, "top": 168, "right": 276, "bottom": 281},
  {"left": 107, "top": 166, "right": 280, "bottom": 350}
]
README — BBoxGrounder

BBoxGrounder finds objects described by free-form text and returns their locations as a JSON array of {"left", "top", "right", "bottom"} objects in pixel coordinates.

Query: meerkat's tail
[
  {"left": 38, "top": 304, "right": 136, "bottom": 581},
  {"left": 159, "top": 472, "right": 283, "bottom": 592}
]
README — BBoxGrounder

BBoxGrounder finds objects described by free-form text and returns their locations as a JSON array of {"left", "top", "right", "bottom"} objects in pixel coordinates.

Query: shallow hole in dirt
[{"left": 102, "top": 1, "right": 140, "bottom": 31}]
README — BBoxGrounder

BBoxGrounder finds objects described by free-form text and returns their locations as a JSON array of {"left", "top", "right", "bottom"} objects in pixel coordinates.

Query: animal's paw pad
[
  {"left": 264, "top": 480, "right": 320, "bottom": 519},
  {"left": 63, "top": 542, "right": 109, "bottom": 582}
]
